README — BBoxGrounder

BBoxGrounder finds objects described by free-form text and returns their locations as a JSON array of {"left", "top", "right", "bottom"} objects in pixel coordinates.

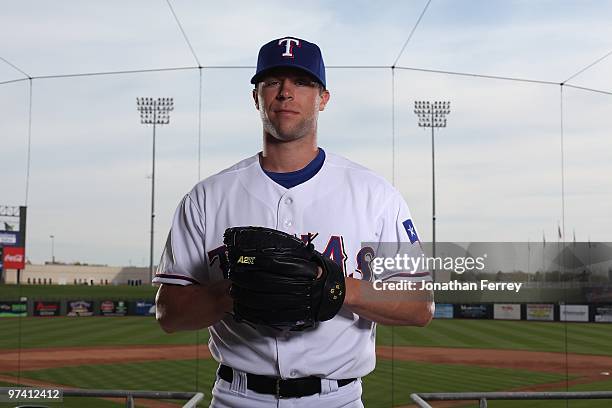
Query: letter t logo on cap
[{"left": 278, "top": 38, "right": 300, "bottom": 57}]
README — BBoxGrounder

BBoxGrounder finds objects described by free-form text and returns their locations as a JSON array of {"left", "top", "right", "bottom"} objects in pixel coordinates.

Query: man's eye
[
  {"left": 264, "top": 80, "right": 280, "bottom": 87},
  {"left": 295, "top": 79, "right": 312, "bottom": 86}
]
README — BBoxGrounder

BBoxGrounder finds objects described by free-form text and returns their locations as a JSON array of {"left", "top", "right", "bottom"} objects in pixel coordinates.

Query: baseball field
[{"left": 1, "top": 285, "right": 611, "bottom": 407}]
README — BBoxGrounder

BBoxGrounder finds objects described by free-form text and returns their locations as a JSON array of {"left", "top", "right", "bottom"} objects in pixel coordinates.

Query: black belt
[{"left": 218, "top": 364, "right": 356, "bottom": 398}]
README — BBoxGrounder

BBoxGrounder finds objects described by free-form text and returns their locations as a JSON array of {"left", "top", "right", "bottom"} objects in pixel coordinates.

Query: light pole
[
  {"left": 49, "top": 234, "right": 55, "bottom": 264},
  {"left": 136, "top": 97, "right": 174, "bottom": 283},
  {"left": 413, "top": 101, "right": 451, "bottom": 281}
]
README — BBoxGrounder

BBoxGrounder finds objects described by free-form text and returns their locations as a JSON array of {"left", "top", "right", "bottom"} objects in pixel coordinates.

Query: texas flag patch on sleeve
[{"left": 402, "top": 219, "right": 419, "bottom": 244}]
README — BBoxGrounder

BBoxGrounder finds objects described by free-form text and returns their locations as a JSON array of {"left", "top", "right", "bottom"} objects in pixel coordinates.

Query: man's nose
[{"left": 277, "top": 79, "right": 294, "bottom": 100}]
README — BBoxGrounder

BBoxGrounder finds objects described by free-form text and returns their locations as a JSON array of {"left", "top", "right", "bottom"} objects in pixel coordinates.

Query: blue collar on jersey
[{"left": 263, "top": 148, "right": 325, "bottom": 189}]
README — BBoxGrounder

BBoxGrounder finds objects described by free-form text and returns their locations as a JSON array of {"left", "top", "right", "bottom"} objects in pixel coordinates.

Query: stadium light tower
[
  {"left": 413, "top": 101, "right": 451, "bottom": 281},
  {"left": 136, "top": 97, "right": 174, "bottom": 284},
  {"left": 49, "top": 234, "right": 55, "bottom": 264}
]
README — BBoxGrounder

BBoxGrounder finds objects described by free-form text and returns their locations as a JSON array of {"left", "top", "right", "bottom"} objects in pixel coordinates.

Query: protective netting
[{"left": 1, "top": 1, "right": 611, "bottom": 407}]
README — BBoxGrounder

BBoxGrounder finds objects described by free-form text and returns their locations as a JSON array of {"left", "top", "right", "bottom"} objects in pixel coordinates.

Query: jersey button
[
  {"left": 284, "top": 197, "right": 293, "bottom": 205},
  {"left": 284, "top": 220, "right": 293, "bottom": 227},
  {"left": 290, "top": 370, "right": 298, "bottom": 377}
]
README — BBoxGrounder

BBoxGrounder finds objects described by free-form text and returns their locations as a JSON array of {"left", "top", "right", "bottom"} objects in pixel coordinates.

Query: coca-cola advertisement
[{"left": 3, "top": 247, "right": 25, "bottom": 269}]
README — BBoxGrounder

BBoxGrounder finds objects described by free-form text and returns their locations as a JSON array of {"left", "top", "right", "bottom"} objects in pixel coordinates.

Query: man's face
[{"left": 253, "top": 68, "right": 330, "bottom": 142}]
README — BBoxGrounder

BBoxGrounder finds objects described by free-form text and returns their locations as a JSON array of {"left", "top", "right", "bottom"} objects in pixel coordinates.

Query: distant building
[{"left": 2, "top": 264, "right": 150, "bottom": 285}]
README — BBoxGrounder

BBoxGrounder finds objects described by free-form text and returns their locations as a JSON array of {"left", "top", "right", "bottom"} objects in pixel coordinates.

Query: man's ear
[
  {"left": 252, "top": 88, "right": 260, "bottom": 110},
  {"left": 319, "top": 89, "right": 330, "bottom": 111}
]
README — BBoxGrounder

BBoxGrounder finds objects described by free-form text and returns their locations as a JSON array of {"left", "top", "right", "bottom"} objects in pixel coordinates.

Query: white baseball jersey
[{"left": 154, "top": 151, "right": 431, "bottom": 379}]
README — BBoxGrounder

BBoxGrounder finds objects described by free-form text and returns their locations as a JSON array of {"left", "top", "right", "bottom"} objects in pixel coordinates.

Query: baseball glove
[{"left": 222, "top": 226, "right": 345, "bottom": 331}]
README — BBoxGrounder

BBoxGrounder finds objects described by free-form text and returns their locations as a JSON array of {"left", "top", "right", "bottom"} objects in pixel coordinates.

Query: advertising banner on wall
[
  {"left": 134, "top": 301, "right": 155, "bottom": 316},
  {"left": 0, "top": 232, "right": 18, "bottom": 245},
  {"left": 67, "top": 300, "right": 94, "bottom": 317},
  {"left": 100, "top": 300, "right": 128, "bottom": 316},
  {"left": 33, "top": 301, "right": 61, "bottom": 317},
  {"left": 3, "top": 247, "right": 25, "bottom": 269},
  {"left": 526, "top": 304, "right": 555, "bottom": 321},
  {"left": 560, "top": 305, "right": 589, "bottom": 322},
  {"left": 594, "top": 305, "right": 612, "bottom": 323},
  {"left": 456, "top": 304, "right": 492, "bottom": 319},
  {"left": 434, "top": 303, "right": 454, "bottom": 319},
  {"left": 494, "top": 304, "right": 521, "bottom": 320},
  {"left": 0, "top": 301, "right": 27, "bottom": 317}
]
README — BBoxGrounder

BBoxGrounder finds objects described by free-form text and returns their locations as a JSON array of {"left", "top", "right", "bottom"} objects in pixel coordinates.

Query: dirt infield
[
  {"left": 377, "top": 346, "right": 612, "bottom": 377},
  {"left": 0, "top": 344, "right": 212, "bottom": 371},
  {"left": 2, "top": 344, "right": 612, "bottom": 376},
  {"left": 2, "top": 345, "right": 612, "bottom": 407}
]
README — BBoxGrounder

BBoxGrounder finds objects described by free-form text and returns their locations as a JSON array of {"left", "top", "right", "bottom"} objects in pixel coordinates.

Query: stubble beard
[{"left": 261, "top": 114, "right": 317, "bottom": 143}]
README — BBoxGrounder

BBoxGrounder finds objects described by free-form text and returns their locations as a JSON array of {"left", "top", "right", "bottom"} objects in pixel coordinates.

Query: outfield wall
[
  {"left": 0, "top": 299, "right": 155, "bottom": 317},
  {"left": 430, "top": 302, "right": 612, "bottom": 323},
  {"left": 2, "top": 298, "right": 612, "bottom": 323}
]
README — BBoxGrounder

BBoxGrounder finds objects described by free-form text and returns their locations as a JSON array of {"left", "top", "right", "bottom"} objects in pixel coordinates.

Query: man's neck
[{"left": 261, "top": 133, "right": 319, "bottom": 172}]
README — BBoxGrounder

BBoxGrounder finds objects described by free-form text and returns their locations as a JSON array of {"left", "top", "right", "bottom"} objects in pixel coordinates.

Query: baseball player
[{"left": 154, "top": 36, "right": 434, "bottom": 408}]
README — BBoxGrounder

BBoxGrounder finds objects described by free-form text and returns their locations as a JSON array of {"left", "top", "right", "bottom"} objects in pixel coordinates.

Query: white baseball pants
[{"left": 209, "top": 376, "right": 364, "bottom": 408}]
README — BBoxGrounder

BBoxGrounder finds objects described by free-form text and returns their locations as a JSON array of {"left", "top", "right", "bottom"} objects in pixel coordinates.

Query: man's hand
[
  {"left": 155, "top": 280, "right": 232, "bottom": 333},
  {"left": 343, "top": 277, "right": 433, "bottom": 326}
]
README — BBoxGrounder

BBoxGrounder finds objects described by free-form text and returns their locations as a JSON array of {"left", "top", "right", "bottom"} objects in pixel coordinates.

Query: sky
[{"left": 1, "top": 0, "right": 611, "bottom": 266}]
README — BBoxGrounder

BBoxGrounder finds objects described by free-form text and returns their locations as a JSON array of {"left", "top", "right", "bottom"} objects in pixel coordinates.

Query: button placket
[{"left": 278, "top": 194, "right": 296, "bottom": 232}]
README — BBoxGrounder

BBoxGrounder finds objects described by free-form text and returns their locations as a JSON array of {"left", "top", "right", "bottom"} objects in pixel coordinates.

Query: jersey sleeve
[
  {"left": 153, "top": 192, "right": 208, "bottom": 286},
  {"left": 375, "top": 191, "right": 432, "bottom": 283}
]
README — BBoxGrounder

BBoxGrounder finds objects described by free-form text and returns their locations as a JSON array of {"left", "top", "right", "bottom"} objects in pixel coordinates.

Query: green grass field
[
  {"left": 440, "top": 378, "right": 612, "bottom": 408},
  {"left": 0, "top": 318, "right": 610, "bottom": 407},
  {"left": 0, "top": 359, "right": 573, "bottom": 408},
  {"left": 2, "top": 317, "right": 611, "bottom": 356},
  {"left": 0, "top": 284, "right": 157, "bottom": 301},
  {"left": 0, "top": 317, "right": 205, "bottom": 349},
  {"left": 378, "top": 320, "right": 612, "bottom": 356},
  {"left": 1, "top": 284, "right": 611, "bottom": 407},
  {"left": 5, "top": 360, "right": 610, "bottom": 407}
]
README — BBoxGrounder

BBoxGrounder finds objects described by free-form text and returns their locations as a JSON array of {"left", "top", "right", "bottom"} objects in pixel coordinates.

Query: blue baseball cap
[{"left": 251, "top": 37, "right": 326, "bottom": 88}]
